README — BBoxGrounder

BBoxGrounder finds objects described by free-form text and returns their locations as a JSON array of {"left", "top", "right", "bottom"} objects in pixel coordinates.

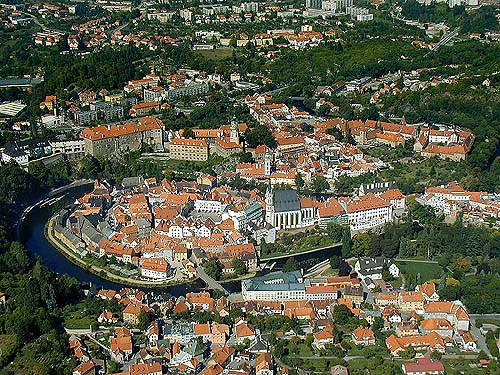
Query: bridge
[{"left": 195, "top": 266, "right": 229, "bottom": 295}]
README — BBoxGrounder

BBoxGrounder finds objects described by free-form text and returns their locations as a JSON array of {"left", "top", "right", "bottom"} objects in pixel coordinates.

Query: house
[
  {"left": 454, "top": 330, "right": 477, "bottom": 352},
  {"left": 123, "top": 304, "right": 142, "bottom": 325},
  {"left": 72, "top": 360, "right": 96, "bottom": 375},
  {"left": 234, "top": 319, "right": 255, "bottom": 344},
  {"left": 146, "top": 321, "right": 160, "bottom": 347},
  {"left": 128, "top": 362, "right": 163, "bottom": 375},
  {"left": 194, "top": 323, "right": 211, "bottom": 343},
  {"left": 313, "top": 325, "right": 335, "bottom": 349},
  {"left": 398, "top": 292, "right": 425, "bottom": 312},
  {"left": 111, "top": 334, "right": 133, "bottom": 363},
  {"left": 351, "top": 327, "right": 375, "bottom": 346},
  {"left": 354, "top": 257, "right": 400, "bottom": 281},
  {"left": 255, "top": 352, "right": 274, "bottom": 375},
  {"left": 0, "top": 292, "right": 5, "bottom": 304},
  {"left": 385, "top": 332, "right": 445, "bottom": 356},
  {"left": 402, "top": 358, "right": 444, "bottom": 375},
  {"left": 330, "top": 365, "right": 349, "bottom": 375},
  {"left": 416, "top": 283, "right": 439, "bottom": 302},
  {"left": 420, "top": 318, "right": 453, "bottom": 338},
  {"left": 98, "top": 310, "right": 118, "bottom": 324}
]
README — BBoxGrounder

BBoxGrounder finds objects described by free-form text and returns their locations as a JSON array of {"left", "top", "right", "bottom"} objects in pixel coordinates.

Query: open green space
[
  {"left": 195, "top": 47, "right": 236, "bottom": 61},
  {"left": 442, "top": 359, "right": 485, "bottom": 375},
  {"left": 395, "top": 259, "right": 443, "bottom": 283}
]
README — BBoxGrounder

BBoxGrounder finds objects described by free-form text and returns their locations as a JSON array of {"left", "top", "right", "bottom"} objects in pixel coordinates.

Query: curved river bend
[{"left": 21, "top": 183, "right": 341, "bottom": 296}]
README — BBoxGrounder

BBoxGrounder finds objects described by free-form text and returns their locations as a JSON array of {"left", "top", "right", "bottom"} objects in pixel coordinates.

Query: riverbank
[
  {"left": 260, "top": 242, "right": 342, "bottom": 261},
  {"left": 45, "top": 216, "right": 201, "bottom": 288}
]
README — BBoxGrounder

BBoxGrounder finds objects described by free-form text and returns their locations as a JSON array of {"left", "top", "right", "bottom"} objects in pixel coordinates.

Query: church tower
[
  {"left": 230, "top": 117, "right": 239, "bottom": 144},
  {"left": 264, "top": 150, "right": 271, "bottom": 176},
  {"left": 265, "top": 180, "right": 274, "bottom": 225}
]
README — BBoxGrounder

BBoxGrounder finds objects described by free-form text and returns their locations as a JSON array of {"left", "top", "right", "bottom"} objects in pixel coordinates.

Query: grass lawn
[
  {"left": 380, "top": 157, "right": 468, "bottom": 192},
  {"left": 297, "top": 343, "right": 314, "bottom": 357},
  {"left": 442, "top": 359, "right": 484, "bottom": 375},
  {"left": 395, "top": 260, "right": 443, "bottom": 282},
  {"left": 195, "top": 47, "right": 236, "bottom": 61},
  {"left": 64, "top": 310, "right": 95, "bottom": 330}
]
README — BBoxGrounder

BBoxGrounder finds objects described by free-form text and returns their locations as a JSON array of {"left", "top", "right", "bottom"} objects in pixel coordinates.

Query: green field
[
  {"left": 442, "top": 359, "right": 485, "bottom": 375},
  {"left": 63, "top": 310, "right": 95, "bottom": 330},
  {"left": 395, "top": 259, "right": 443, "bottom": 282},
  {"left": 195, "top": 47, "right": 236, "bottom": 61}
]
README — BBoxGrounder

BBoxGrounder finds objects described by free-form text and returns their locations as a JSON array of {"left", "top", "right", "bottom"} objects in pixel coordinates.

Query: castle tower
[
  {"left": 230, "top": 117, "right": 239, "bottom": 144},
  {"left": 264, "top": 151, "right": 271, "bottom": 177},
  {"left": 265, "top": 180, "right": 274, "bottom": 225}
]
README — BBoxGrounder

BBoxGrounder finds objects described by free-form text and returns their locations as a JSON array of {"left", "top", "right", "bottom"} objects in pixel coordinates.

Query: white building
[
  {"left": 340, "top": 193, "right": 393, "bottom": 231},
  {"left": 194, "top": 199, "right": 222, "bottom": 213}
]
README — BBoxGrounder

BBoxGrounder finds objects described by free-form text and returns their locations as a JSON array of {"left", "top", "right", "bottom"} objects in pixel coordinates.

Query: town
[{"left": 0, "top": 0, "right": 498, "bottom": 374}]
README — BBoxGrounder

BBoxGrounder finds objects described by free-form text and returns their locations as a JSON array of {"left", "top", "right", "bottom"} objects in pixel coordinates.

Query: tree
[
  {"left": 338, "top": 261, "right": 352, "bottom": 276},
  {"left": 244, "top": 123, "right": 277, "bottom": 149},
  {"left": 332, "top": 304, "right": 353, "bottom": 324},
  {"left": 232, "top": 258, "right": 248, "bottom": 276},
  {"left": 382, "top": 264, "right": 394, "bottom": 281},
  {"left": 352, "top": 233, "right": 371, "bottom": 257},
  {"left": 282, "top": 257, "right": 300, "bottom": 272},
  {"left": 400, "top": 346, "right": 416, "bottom": 359},
  {"left": 311, "top": 175, "right": 329, "bottom": 193},
  {"left": 203, "top": 259, "right": 222, "bottom": 280},
  {"left": 329, "top": 255, "right": 341, "bottom": 269},
  {"left": 183, "top": 128, "right": 194, "bottom": 138},
  {"left": 294, "top": 173, "right": 305, "bottom": 189},
  {"left": 341, "top": 229, "right": 352, "bottom": 258}
]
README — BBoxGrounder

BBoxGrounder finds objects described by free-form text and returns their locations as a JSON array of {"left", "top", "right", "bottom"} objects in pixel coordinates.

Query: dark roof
[{"left": 273, "top": 190, "right": 300, "bottom": 213}]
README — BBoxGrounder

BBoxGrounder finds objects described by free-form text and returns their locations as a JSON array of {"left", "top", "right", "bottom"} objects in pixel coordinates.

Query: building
[
  {"left": 402, "top": 358, "right": 445, "bottom": 375},
  {"left": 386, "top": 332, "right": 445, "bottom": 356},
  {"left": 81, "top": 116, "right": 164, "bottom": 156},
  {"left": 354, "top": 257, "right": 400, "bottom": 281},
  {"left": 241, "top": 271, "right": 305, "bottom": 301},
  {"left": 169, "top": 138, "right": 209, "bottom": 161},
  {"left": 351, "top": 327, "right": 375, "bottom": 346},
  {"left": 122, "top": 304, "right": 142, "bottom": 325},
  {"left": 423, "top": 301, "right": 470, "bottom": 331},
  {"left": 340, "top": 193, "right": 393, "bottom": 232},
  {"left": 129, "top": 101, "right": 160, "bottom": 117},
  {"left": 140, "top": 258, "right": 171, "bottom": 279},
  {"left": 265, "top": 185, "right": 317, "bottom": 230}
]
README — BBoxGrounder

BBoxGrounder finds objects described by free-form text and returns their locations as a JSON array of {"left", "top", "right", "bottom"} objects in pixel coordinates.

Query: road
[
  {"left": 195, "top": 266, "right": 228, "bottom": 295},
  {"left": 469, "top": 315, "right": 498, "bottom": 358}
]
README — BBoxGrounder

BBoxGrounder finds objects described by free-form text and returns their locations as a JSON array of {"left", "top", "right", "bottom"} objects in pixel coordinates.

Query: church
[{"left": 265, "top": 184, "right": 317, "bottom": 230}]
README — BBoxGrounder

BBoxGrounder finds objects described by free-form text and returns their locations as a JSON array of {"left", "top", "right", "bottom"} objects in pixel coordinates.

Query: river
[{"left": 20, "top": 183, "right": 342, "bottom": 296}]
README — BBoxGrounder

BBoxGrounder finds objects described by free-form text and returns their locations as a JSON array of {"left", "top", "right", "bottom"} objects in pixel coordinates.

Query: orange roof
[
  {"left": 194, "top": 323, "right": 211, "bottom": 335},
  {"left": 130, "top": 363, "right": 162, "bottom": 375},
  {"left": 81, "top": 116, "right": 163, "bottom": 141},
  {"left": 344, "top": 193, "right": 390, "bottom": 213},
  {"left": 420, "top": 318, "right": 453, "bottom": 331},
  {"left": 170, "top": 138, "right": 208, "bottom": 147},
  {"left": 380, "top": 188, "right": 405, "bottom": 201},
  {"left": 352, "top": 327, "right": 375, "bottom": 341}
]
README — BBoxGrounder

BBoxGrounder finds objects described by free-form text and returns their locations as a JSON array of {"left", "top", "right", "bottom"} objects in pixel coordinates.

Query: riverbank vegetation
[{"left": 260, "top": 224, "right": 349, "bottom": 260}]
